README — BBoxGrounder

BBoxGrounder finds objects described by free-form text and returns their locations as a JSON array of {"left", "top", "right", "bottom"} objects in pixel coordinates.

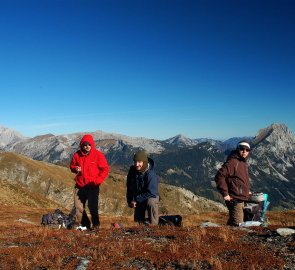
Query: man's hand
[
  {"left": 128, "top": 201, "right": 137, "bottom": 208},
  {"left": 76, "top": 166, "right": 81, "bottom": 173},
  {"left": 224, "top": 195, "right": 231, "bottom": 201}
]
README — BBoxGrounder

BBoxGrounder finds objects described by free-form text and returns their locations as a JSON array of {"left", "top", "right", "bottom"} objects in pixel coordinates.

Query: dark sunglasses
[
  {"left": 82, "top": 143, "right": 91, "bottom": 147},
  {"left": 239, "top": 147, "right": 250, "bottom": 152}
]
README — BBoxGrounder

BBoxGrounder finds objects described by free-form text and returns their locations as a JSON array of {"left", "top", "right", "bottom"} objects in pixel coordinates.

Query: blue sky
[{"left": 0, "top": 0, "right": 294, "bottom": 140}]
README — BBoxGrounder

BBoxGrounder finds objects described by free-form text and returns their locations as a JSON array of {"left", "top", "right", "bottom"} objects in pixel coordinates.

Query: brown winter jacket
[{"left": 214, "top": 150, "right": 250, "bottom": 201}]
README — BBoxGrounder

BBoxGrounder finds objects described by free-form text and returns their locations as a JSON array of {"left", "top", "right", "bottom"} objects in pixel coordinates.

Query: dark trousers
[
  {"left": 134, "top": 197, "right": 159, "bottom": 225},
  {"left": 74, "top": 186, "right": 100, "bottom": 228}
]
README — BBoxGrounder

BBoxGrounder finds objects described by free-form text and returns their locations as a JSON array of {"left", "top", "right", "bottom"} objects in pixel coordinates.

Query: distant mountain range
[
  {"left": 0, "top": 126, "right": 250, "bottom": 165},
  {"left": 0, "top": 122, "right": 294, "bottom": 210}
]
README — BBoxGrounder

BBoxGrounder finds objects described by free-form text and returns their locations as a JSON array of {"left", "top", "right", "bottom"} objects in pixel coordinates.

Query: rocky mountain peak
[
  {"left": 0, "top": 125, "right": 26, "bottom": 148},
  {"left": 253, "top": 123, "right": 295, "bottom": 152},
  {"left": 164, "top": 134, "right": 197, "bottom": 146},
  {"left": 249, "top": 123, "right": 295, "bottom": 198}
]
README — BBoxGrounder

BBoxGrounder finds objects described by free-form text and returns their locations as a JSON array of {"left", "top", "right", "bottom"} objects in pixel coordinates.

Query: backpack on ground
[
  {"left": 41, "top": 207, "right": 76, "bottom": 229},
  {"left": 159, "top": 215, "right": 182, "bottom": 227}
]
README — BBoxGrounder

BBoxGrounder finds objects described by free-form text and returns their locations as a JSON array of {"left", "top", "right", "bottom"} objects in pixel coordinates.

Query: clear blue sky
[{"left": 1, "top": 0, "right": 294, "bottom": 140}]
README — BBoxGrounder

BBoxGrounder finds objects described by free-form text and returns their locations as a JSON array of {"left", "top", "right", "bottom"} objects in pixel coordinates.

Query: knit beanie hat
[{"left": 133, "top": 150, "right": 148, "bottom": 162}]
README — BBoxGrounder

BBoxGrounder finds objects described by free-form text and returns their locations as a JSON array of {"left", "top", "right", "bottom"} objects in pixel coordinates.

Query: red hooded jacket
[{"left": 70, "top": 134, "right": 109, "bottom": 188}]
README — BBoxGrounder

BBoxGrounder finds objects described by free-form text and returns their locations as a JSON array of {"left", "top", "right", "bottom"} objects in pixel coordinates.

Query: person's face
[
  {"left": 134, "top": 160, "right": 144, "bottom": 171},
  {"left": 238, "top": 147, "right": 250, "bottom": 158},
  {"left": 82, "top": 142, "right": 91, "bottom": 153}
]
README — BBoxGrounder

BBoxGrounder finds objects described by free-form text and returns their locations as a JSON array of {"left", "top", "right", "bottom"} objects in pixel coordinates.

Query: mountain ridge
[{"left": 0, "top": 122, "right": 294, "bottom": 209}]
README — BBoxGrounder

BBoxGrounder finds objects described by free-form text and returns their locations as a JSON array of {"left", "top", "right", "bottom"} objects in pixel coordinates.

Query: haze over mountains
[{"left": 0, "top": 122, "right": 294, "bottom": 210}]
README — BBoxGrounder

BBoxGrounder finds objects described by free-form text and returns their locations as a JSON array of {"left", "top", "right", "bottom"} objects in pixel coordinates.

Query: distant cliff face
[
  {"left": 249, "top": 123, "right": 295, "bottom": 209},
  {"left": 1, "top": 123, "right": 295, "bottom": 209}
]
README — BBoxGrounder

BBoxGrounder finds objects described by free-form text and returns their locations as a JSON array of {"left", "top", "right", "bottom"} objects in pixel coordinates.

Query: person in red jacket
[{"left": 70, "top": 134, "right": 109, "bottom": 230}]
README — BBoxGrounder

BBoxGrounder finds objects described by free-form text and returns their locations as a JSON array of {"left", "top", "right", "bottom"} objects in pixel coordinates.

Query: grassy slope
[{"left": 0, "top": 152, "right": 226, "bottom": 216}]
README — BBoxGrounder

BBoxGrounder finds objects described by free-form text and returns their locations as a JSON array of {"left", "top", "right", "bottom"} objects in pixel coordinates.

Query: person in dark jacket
[
  {"left": 126, "top": 150, "right": 159, "bottom": 225},
  {"left": 214, "top": 141, "right": 251, "bottom": 226},
  {"left": 70, "top": 134, "right": 109, "bottom": 230}
]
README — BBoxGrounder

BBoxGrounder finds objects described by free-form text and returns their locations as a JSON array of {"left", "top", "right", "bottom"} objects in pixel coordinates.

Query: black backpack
[
  {"left": 41, "top": 208, "right": 76, "bottom": 229},
  {"left": 159, "top": 215, "right": 182, "bottom": 227}
]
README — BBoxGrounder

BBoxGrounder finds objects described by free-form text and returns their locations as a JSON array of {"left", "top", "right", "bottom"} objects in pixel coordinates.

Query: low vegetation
[{"left": 0, "top": 206, "right": 294, "bottom": 269}]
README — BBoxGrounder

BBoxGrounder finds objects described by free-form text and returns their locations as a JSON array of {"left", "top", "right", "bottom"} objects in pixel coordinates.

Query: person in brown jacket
[{"left": 214, "top": 141, "right": 251, "bottom": 226}]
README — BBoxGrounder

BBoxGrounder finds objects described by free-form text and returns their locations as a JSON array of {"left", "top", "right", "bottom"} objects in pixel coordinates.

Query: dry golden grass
[
  {"left": 266, "top": 210, "right": 295, "bottom": 226},
  {"left": 0, "top": 152, "right": 73, "bottom": 184}
]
